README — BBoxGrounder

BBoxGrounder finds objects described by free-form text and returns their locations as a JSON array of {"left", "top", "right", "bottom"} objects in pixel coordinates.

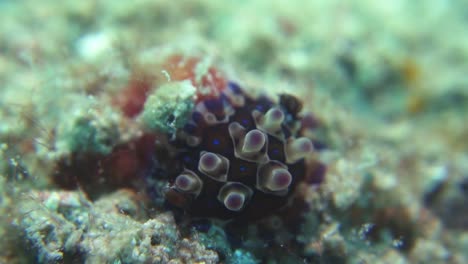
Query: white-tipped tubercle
[
  {"left": 252, "top": 108, "right": 285, "bottom": 139},
  {"left": 174, "top": 169, "right": 203, "bottom": 196},
  {"left": 223, "top": 191, "right": 245, "bottom": 211},
  {"left": 242, "top": 129, "right": 266, "bottom": 153},
  {"left": 263, "top": 107, "right": 284, "bottom": 131},
  {"left": 199, "top": 152, "right": 222, "bottom": 173},
  {"left": 198, "top": 151, "right": 229, "bottom": 182},
  {"left": 223, "top": 87, "right": 245, "bottom": 107},
  {"left": 186, "top": 135, "right": 201, "bottom": 147},
  {"left": 256, "top": 161, "right": 291, "bottom": 196},
  {"left": 285, "top": 137, "right": 313, "bottom": 163},
  {"left": 217, "top": 182, "right": 253, "bottom": 211},
  {"left": 229, "top": 122, "right": 268, "bottom": 163},
  {"left": 265, "top": 168, "right": 292, "bottom": 192}
]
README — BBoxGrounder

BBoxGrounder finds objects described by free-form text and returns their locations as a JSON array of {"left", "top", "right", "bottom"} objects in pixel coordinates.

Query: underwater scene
[{"left": 0, "top": 0, "right": 467, "bottom": 263}]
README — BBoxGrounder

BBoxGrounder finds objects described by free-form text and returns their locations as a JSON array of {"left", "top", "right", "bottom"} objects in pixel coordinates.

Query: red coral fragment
[
  {"left": 113, "top": 55, "right": 227, "bottom": 118},
  {"left": 53, "top": 134, "right": 158, "bottom": 198},
  {"left": 163, "top": 55, "right": 227, "bottom": 103},
  {"left": 114, "top": 74, "right": 154, "bottom": 118}
]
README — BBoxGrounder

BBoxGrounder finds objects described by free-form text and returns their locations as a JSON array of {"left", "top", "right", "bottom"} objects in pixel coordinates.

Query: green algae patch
[
  {"left": 64, "top": 115, "right": 118, "bottom": 155},
  {"left": 55, "top": 100, "right": 120, "bottom": 156},
  {"left": 140, "top": 80, "right": 196, "bottom": 134}
]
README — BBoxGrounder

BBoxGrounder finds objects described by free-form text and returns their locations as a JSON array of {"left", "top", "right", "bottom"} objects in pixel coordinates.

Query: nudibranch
[
  {"left": 51, "top": 54, "right": 324, "bottom": 224},
  {"left": 49, "top": 55, "right": 326, "bottom": 227},
  {"left": 162, "top": 79, "right": 323, "bottom": 222}
]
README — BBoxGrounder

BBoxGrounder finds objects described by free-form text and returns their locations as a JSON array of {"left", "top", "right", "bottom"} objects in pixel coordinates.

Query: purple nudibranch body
[{"left": 161, "top": 82, "right": 324, "bottom": 221}]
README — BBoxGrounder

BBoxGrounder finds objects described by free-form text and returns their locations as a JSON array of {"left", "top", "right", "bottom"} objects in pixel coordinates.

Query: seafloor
[{"left": 0, "top": 0, "right": 467, "bottom": 263}]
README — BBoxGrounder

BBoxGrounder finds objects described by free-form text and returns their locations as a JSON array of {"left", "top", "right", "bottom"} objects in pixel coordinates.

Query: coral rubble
[{"left": 15, "top": 190, "right": 219, "bottom": 263}]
